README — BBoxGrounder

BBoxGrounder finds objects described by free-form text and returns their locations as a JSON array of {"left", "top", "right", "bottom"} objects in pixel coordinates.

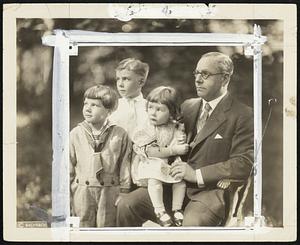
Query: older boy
[
  {"left": 109, "top": 58, "right": 150, "bottom": 139},
  {"left": 70, "top": 85, "right": 132, "bottom": 227},
  {"left": 110, "top": 58, "right": 153, "bottom": 188}
]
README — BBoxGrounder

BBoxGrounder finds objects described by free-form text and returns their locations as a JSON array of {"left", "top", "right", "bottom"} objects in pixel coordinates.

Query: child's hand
[
  {"left": 177, "top": 133, "right": 187, "bottom": 144},
  {"left": 172, "top": 143, "right": 189, "bottom": 155},
  {"left": 176, "top": 123, "right": 186, "bottom": 144}
]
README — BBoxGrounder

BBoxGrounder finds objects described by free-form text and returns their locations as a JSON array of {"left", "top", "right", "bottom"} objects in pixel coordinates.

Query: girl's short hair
[
  {"left": 116, "top": 58, "right": 149, "bottom": 82},
  {"left": 146, "top": 86, "right": 180, "bottom": 120},
  {"left": 84, "top": 85, "right": 118, "bottom": 112}
]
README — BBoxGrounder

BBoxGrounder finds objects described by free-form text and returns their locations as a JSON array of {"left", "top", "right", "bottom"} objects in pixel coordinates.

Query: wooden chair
[{"left": 220, "top": 176, "right": 252, "bottom": 227}]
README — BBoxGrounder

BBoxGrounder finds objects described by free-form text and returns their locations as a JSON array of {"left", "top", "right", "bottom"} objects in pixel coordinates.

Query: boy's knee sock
[
  {"left": 147, "top": 179, "right": 165, "bottom": 214},
  {"left": 172, "top": 181, "right": 186, "bottom": 211}
]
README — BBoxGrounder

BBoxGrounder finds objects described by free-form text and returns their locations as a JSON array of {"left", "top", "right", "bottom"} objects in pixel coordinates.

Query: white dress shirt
[
  {"left": 195, "top": 91, "right": 228, "bottom": 187},
  {"left": 109, "top": 93, "right": 150, "bottom": 139}
]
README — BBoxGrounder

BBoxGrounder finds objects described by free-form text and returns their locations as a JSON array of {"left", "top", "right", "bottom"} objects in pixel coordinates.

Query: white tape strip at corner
[
  {"left": 51, "top": 217, "right": 80, "bottom": 241},
  {"left": 108, "top": 3, "right": 217, "bottom": 21},
  {"left": 252, "top": 25, "right": 263, "bottom": 226},
  {"left": 50, "top": 30, "right": 71, "bottom": 240}
]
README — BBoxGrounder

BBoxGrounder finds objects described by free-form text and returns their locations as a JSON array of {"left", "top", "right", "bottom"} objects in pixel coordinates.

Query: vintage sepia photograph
[{"left": 3, "top": 3, "right": 297, "bottom": 242}]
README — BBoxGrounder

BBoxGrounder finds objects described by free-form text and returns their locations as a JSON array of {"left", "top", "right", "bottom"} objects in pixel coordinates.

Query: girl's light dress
[{"left": 132, "top": 121, "right": 185, "bottom": 184}]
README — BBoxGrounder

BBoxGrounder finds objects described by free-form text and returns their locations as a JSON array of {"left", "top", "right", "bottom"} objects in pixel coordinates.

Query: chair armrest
[
  {"left": 217, "top": 178, "right": 246, "bottom": 190},
  {"left": 222, "top": 176, "right": 252, "bottom": 227}
]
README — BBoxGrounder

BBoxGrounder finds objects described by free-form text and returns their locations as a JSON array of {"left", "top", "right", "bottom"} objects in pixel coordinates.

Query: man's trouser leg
[
  {"left": 117, "top": 187, "right": 156, "bottom": 227},
  {"left": 183, "top": 200, "right": 223, "bottom": 226},
  {"left": 117, "top": 185, "right": 173, "bottom": 227}
]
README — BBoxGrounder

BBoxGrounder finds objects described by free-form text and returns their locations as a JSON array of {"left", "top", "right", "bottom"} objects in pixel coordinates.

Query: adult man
[
  {"left": 170, "top": 52, "right": 253, "bottom": 226},
  {"left": 117, "top": 52, "right": 253, "bottom": 227}
]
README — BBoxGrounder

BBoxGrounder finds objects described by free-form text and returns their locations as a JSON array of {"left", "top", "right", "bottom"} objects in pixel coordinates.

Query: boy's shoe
[
  {"left": 155, "top": 211, "right": 173, "bottom": 227},
  {"left": 172, "top": 209, "right": 184, "bottom": 227}
]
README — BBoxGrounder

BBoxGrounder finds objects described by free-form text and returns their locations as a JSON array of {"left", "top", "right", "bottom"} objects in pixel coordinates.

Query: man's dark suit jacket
[{"left": 181, "top": 93, "right": 254, "bottom": 219}]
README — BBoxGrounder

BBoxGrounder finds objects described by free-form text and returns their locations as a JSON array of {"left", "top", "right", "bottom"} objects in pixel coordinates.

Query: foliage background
[{"left": 17, "top": 19, "right": 283, "bottom": 226}]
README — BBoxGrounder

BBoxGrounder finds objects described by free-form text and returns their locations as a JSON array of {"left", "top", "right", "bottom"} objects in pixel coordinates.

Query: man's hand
[{"left": 169, "top": 161, "right": 197, "bottom": 183}]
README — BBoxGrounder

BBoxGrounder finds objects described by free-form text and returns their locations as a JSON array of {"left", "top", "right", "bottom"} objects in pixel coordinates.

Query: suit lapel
[
  {"left": 184, "top": 99, "right": 202, "bottom": 144},
  {"left": 190, "top": 94, "right": 232, "bottom": 149},
  {"left": 191, "top": 108, "right": 226, "bottom": 146}
]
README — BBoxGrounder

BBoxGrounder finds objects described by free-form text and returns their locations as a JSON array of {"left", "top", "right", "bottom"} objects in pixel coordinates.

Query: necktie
[
  {"left": 196, "top": 102, "right": 211, "bottom": 133},
  {"left": 127, "top": 99, "right": 138, "bottom": 137},
  {"left": 128, "top": 99, "right": 137, "bottom": 123}
]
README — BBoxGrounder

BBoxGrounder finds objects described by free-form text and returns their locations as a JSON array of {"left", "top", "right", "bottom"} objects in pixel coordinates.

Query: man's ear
[
  {"left": 222, "top": 74, "right": 230, "bottom": 86},
  {"left": 139, "top": 78, "right": 145, "bottom": 86}
]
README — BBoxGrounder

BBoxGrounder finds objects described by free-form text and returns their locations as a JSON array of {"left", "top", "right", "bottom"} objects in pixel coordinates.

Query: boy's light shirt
[
  {"left": 109, "top": 93, "right": 150, "bottom": 139},
  {"left": 195, "top": 91, "right": 227, "bottom": 187}
]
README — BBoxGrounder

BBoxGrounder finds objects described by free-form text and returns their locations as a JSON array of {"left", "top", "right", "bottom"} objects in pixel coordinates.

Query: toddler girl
[{"left": 132, "top": 86, "right": 189, "bottom": 227}]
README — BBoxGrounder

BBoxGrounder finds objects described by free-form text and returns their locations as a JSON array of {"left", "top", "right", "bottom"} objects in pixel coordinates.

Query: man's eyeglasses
[{"left": 193, "top": 70, "right": 228, "bottom": 80}]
